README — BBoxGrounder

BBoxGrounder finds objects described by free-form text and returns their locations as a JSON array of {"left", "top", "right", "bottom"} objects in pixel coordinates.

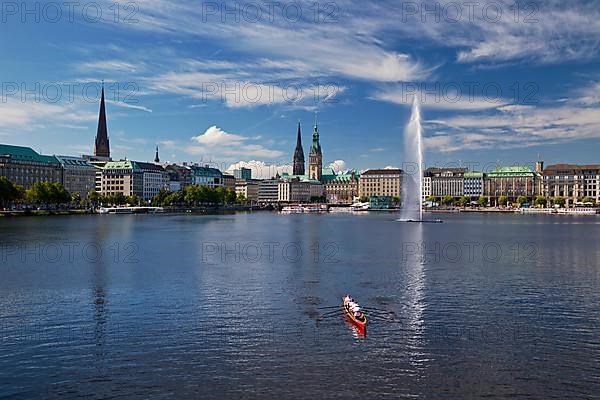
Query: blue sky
[{"left": 1, "top": 0, "right": 599, "bottom": 177}]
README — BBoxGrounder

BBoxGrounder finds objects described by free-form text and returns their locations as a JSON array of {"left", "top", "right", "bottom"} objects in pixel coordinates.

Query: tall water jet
[{"left": 400, "top": 96, "right": 424, "bottom": 222}]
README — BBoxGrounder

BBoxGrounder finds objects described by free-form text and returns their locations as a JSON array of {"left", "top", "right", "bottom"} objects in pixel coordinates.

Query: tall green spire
[{"left": 311, "top": 112, "right": 321, "bottom": 155}]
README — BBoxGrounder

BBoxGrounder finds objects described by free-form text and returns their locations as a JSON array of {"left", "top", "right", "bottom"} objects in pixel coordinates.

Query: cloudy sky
[{"left": 1, "top": 0, "right": 599, "bottom": 176}]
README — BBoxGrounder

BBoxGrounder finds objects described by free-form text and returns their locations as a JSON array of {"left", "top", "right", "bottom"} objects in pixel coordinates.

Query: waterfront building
[
  {"left": 165, "top": 164, "right": 193, "bottom": 192},
  {"left": 0, "top": 144, "right": 62, "bottom": 188},
  {"left": 422, "top": 175, "right": 432, "bottom": 200},
  {"left": 136, "top": 162, "right": 169, "bottom": 201},
  {"left": 425, "top": 167, "right": 466, "bottom": 198},
  {"left": 293, "top": 122, "right": 306, "bottom": 176},
  {"left": 322, "top": 170, "right": 359, "bottom": 204},
  {"left": 190, "top": 165, "right": 223, "bottom": 188},
  {"left": 222, "top": 174, "right": 236, "bottom": 190},
  {"left": 233, "top": 167, "right": 252, "bottom": 180},
  {"left": 235, "top": 180, "right": 259, "bottom": 202},
  {"left": 99, "top": 160, "right": 136, "bottom": 198},
  {"left": 100, "top": 160, "right": 168, "bottom": 201},
  {"left": 278, "top": 178, "right": 311, "bottom": 203},
  {"left": 258, "top": 179, "right": 281, "bottom": 203},
  {"left": 358, "top": 169, "right": 403, "bottom": 199},
  {"left": 94, "top": 83, "right": 111, "bottom": 160},
  {"left": 543, "top": 164, "right": 600, "bottom": 207},
  {"left": 308, "top": 117, "right": 323, "bottom": 181},
  {"left": 484, "top": 166, "right": 537, "bottom": 203},
  {"left": 463, "top": 171, "right": 484, "bottom": 198},
  {"left": 55, "top": 155, "right": 98, "bottom": 198}
]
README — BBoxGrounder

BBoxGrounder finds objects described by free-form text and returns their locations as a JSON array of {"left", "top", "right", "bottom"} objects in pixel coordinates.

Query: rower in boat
[{"left": 343, "top": 295, "right": 367, "bottom": 329}]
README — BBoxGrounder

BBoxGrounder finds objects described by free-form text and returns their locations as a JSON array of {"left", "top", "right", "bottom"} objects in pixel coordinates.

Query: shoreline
[{"left": 1, "top": 207, "right": 597, "bottom": 218}]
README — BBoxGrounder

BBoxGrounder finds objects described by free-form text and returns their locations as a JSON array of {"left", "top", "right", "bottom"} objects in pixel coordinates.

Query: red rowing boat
[{"left": 343, "top": 296, "right": 367, "bottom": 330}]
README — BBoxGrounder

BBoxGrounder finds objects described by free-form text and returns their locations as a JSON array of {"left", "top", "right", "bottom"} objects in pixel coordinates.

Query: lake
[{"left": 1, "top": 212, "right": 599, "bottom": 399}]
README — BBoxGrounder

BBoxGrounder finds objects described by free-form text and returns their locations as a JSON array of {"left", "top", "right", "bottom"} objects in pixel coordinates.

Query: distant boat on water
[{"left": 98, "top": 206, "right": 164, "bottom": 215}]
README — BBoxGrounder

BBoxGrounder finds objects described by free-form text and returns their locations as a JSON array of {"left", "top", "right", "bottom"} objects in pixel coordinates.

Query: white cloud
[
  {"left": 423, "top": 98, "right": 600, "bottom": 152},
  {"left": 327, "top": 160, "right": 348, "bottom": 173},
  {"left": 0, "top": 100, "right": 97, "bottom": 130},
  {"left": 78, "top": 60, "right": 142, "bottom": 73},
  {"left": 107, "top": 100, "right": 153, "bottom": 113},
  {"left": 93, "top": 0, "right": 429, "bottom": 82},
  {"left": 226, "top": 160, "right": 292, "bottom": 179},
  {"left": 189, "top": 126, "right": 285, "bottom": 161},
  {"left": 373, "top": 86, "right": 507, "bottom": 110}
]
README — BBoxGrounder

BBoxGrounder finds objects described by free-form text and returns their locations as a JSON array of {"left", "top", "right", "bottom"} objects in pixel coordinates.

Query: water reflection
[
  {"left": 399, "top": 223, "right": 427, "bottom": 368},
  {"left": 343, "top": 315, "right": 366, "bottom": 339}
]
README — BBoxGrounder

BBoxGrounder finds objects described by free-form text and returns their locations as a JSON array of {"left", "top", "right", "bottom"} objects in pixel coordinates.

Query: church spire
[
  {"left": 293, "top": 121, "right": 305, "bottom": 176},
  {"left": 154, "top": 145, "right": 160, "bottom": 163},
  {"left": 311, "top": 112, "right": 321, "bottom": 155},
  {"left": 94, "top": 80, "right": 110, "bottom": 159},
  {"left": 308, "top": 112, "right": 323, "bottom": 181}
]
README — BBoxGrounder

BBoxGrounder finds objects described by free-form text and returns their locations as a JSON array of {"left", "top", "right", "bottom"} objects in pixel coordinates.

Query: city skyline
[{"left": 0, "top": 1, "right": 599, "bottom": 171}]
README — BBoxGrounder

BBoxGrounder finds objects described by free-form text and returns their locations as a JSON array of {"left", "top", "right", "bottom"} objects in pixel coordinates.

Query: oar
[
  {"left": 316, "top": 305, "right": 342, "bottom": 310},
  {"left": 316, "top": 309, "right": 342, "bottom": 320},
  {"left": 361, "top": 307, "right": 396, "bottom": 313}
]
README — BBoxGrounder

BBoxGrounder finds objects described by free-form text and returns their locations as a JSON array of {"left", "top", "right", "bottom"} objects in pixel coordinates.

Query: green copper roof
[
  {"left": 0, "top": 144, "right": 59, "bottom": 165},
  {"left": 464, "top": 171, "right": 484, "bottom": 178},
  {"left": 103, "top": 160, "right": 135, "bottom": 170},
  {"left": 488, "top": 166, "right": 535, "bottom": 177}
]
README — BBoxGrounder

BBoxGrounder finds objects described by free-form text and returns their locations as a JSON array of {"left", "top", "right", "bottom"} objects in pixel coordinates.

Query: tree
[
  {"left": 359, "top": 196, "right": 369, "bottom": 203},
  {"left": 236, "top": 193, "right": 247, "bottom": 204},
  {"left": 127, "top": 194, "right": 140, "bottom": 206},
  {"left": 457, "top": 196, "right": 470, "bottom": 207},
  {"left": 225, "top": 188, "right": 237, "bottom": 204},
  {"left": 152, "top": 189, "right": 170, "bottom": 206},
  {"left": 442, "top": 195, "right": 454, "bottom": 206},
  {"left": 516, "top": 196, "right": 528, "bottom": 206},
  {"left": 0, "top": 177, "right": 21, "bottom": 208},
  {"left": 24, "top": 182, "right": 70, "bottom": 207},
  {"left": 553, "top": 196, "right": 566, "bottom": 207},
  {"left": 477, "top": 196, "right": 488, "bottom": 207},
  {"left": 88, "top": 190, "right": 100, "bottom": 208},
  {"left": 535, "top": 196, "right": 547, "bottom": 207},
  {"left": 392, "top": 196, "right": 401, "bottom": 205},
  {"left": 498, "top": 196, "right": 508, "bottom": 206},
  {"left": 582, "top": 196, "right": 595, "bottom": 204},
  {"left": 426, "top": 195, "right": 437, "bottom": 204}
]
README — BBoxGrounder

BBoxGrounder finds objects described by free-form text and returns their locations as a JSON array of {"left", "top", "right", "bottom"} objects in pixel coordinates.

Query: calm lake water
[{"left": 1, "top": 212, "right": 599, "bottom": 399}]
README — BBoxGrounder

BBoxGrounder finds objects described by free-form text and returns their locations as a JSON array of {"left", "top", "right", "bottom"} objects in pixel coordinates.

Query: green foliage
[
  {"left": 25, "top": 181, "right": 71, "bottom": 205},
  {"left": 477, "top": 196, "right": 488, "bottom": 206},
  {"left": 457, "top": 196, "right": 470, "bottom": 207},
  {"left": 553, "top": 196, "right": 566, "bottom": 207},
  {"left": 225, "top": 188, "right": 237, "bottom": 204},
  {"left": 426, "top": 195, "right": 437, "bottom": 204},
  {"left": 442, "top": 195, "right": 454, "bottom": 206},
  {"left": 516, "top": 196, "right": 528, "bottom": 206},
  {"left": 535, "top": 196, "right": 547, "bottom": 207},
  {"left": 154, "top": 185, "right": 238, "bottom": 207},
  {"left": 498, "top": 195, "right": 508, "bottom": 206},
  {"left": 582, "top": 196, "right": 596, "bottom": 204},
  {"left": 359, "top": 196, "right": 369, "bottom": 203},
  {"left": 236, "top": 193, "right": 247, "bottom": 204},
  {"left": 392, "top": 196, "right": 401, "bottom": 205},
  {"left": 0, "top": 177, "right": 23, "bottom": 207}
]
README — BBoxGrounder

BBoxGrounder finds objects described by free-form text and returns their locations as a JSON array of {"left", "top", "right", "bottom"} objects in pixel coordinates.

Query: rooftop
[
  {"left": 488, "top": 166, "right": 535, "bottom": 177},
  {"left": 361, "top": 168, "right": 403, "bottom": 175},
  {"left": 464, "top": 171, "right": 484, "bottom": 178},
  {"left": 0, "top": 144, "right": 59, "bottom": 165},
  {"left": 543, "top": 164, "right": 600, "bottom": 174}
]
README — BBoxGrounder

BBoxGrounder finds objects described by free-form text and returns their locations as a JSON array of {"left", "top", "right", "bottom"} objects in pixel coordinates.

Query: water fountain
[{"left": 398, "top": 96, "right": 442, "bottom": 223}]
